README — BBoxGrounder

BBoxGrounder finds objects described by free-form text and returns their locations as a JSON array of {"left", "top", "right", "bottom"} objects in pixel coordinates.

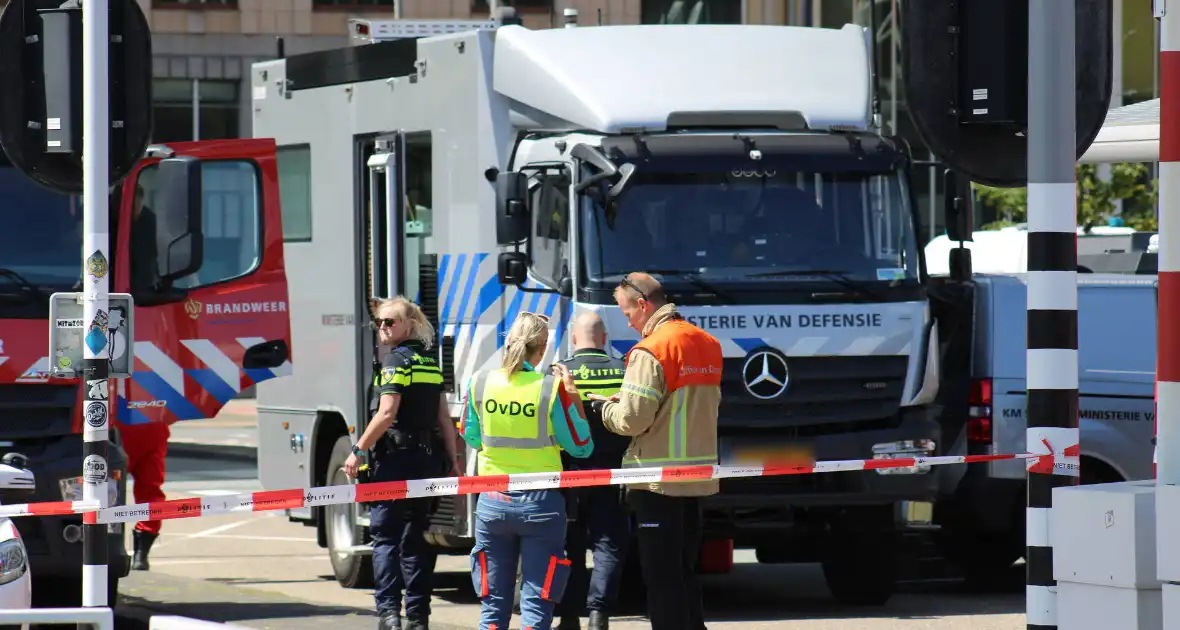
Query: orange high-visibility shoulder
[{"left": 628, "top": 320, "right": 723, "bottom": 393}]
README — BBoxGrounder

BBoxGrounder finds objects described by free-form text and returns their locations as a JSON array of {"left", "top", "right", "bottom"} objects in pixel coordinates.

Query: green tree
[{"left": 973, "top": 163, "right": 1158, "bottom": 231}]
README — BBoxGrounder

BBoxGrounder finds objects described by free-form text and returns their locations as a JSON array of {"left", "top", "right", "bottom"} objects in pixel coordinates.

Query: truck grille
[
  {"left": 0, "top": 384, "right": 77, "bottom": 441},
  {"left": 719, "top": 355, "right": 908, "bottom": 435}
]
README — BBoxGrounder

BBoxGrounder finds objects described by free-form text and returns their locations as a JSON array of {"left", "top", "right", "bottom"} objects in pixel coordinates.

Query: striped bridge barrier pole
[
  {"left": 1158, "top": 1, "right": 1180, "bottom": 629},
  {"left": 1025, "top": 1, "right": 1081, "bottom": 629}
]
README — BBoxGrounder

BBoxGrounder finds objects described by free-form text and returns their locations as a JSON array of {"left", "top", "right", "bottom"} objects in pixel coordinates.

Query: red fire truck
[{"left": 0, "top": 138, "right": 293, "bottom": 602}]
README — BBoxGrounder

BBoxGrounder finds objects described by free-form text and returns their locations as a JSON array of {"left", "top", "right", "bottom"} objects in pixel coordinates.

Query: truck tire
[
  {"left": 326, "top": 436, "right": 374, "bottom": 589},
  {"left": 820, "top": 533, "right": 899, "bottom": 606}
]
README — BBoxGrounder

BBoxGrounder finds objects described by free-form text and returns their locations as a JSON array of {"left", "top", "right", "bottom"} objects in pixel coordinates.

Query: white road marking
[{"left": 200, "top": 534, "right": 317, "bottom": 542}]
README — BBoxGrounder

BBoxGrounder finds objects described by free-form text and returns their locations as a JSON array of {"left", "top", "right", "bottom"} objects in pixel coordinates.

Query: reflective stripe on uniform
[
  {"left": 572, "top": 377, "right": 624, "bottom": 400},
  {"left": 623, "top": 388, "right": 716, "bottom": 469},
  {"left": 621, "top": 381, "right": 661, "bottom": 402},
  {"left": 473, "top": 371, "right": 558, "bottom": 449},
  {"left": 375, "top": 363, "right": 443, "bottom": 388}
]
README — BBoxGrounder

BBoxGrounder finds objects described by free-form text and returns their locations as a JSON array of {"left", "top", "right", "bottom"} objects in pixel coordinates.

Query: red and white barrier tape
[{"left": 0, "top": 452, "right": 1054, "bottom": 525}]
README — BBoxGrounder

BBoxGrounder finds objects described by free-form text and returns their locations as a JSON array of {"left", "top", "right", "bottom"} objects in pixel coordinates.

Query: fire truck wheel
[
  {"left": 326, "top": 436, "right": 374, "bottom": 589},
  {"left": 820, "top": 532, "right": 898, "bottom": 606}
]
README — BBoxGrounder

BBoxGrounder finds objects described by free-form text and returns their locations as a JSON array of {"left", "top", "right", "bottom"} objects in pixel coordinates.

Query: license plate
[{"left": 719, "top": 439, "right": 815, "bottom": 467}]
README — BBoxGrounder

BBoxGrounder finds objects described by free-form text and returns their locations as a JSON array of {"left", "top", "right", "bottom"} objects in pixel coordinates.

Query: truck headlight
[
  {"left": 0, "top": 540, "right": 28, "bottom": 585},
  {"left": 58, "top": 477, "right": 118, "bottom": 506}
]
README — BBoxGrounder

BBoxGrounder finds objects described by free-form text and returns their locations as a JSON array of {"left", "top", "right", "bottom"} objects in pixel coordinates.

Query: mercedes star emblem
[{"left": 742, "top": 349, "right": 790, "bottom": 400}]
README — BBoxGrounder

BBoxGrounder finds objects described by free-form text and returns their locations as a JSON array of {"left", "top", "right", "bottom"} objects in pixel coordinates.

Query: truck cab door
[
  {"left": 359, "top": 133, "right": 407, "bottom": 422},
  {"left": 113, "top": 139, "right": 292, "bottom": 426}
]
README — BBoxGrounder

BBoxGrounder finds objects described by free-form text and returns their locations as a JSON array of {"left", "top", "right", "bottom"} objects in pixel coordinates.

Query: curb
[{"left": 167, "top": 441, "right": 257, "bottom": 463}]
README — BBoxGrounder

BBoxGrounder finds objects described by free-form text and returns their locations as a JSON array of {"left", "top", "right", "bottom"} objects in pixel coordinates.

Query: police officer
[
  {"left": 344, "top": 297, "right": 462, "bottom": 630},
  {"left": 458, "top": 311, "right": 595, "bottom": 630},
  {"left": 556, "top": 312, "right": 631, "bottom": 630}
]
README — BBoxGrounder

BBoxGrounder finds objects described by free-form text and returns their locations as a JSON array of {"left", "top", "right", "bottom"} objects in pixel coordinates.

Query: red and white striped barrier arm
[
  {"left": 0, "top": 452, "right": 1044, "bottom": 524},
  {"left": 91, "top": 452, "right": 1039, "bottom": 525}
]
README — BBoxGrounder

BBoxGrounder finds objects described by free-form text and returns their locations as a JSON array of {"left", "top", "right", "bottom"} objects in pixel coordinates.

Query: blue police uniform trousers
[
  {"left": 557, "top": 486, "right": 631, "bottom": 616},
  {"left": 370, "top": 445, "right": 438, "bottom": 621},
  {"left": 471, "top": 490, "right": 572, "bottom": 630}
]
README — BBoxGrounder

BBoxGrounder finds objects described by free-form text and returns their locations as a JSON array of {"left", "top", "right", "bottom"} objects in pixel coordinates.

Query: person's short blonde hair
[
  {"left": 370, "top": 296, "right": 435, "bottom": 349},
  {"left": 502, "top": 312, "right": 550, "bottom": 374}
]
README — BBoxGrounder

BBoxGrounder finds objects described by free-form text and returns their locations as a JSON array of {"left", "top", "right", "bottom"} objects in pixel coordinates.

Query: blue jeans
[
  {"left": 471, "top": 490, "right": 571, "bottom": 630},
  {"left": 370, "top": 446, "right": 438, "bottom": 620}
]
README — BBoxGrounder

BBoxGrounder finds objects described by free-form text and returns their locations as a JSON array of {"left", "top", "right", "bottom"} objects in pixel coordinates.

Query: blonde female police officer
[
  {"left": 344, "top": 297, "right": 462, "bottom": 630},
  {"left": 459, "top": 311, "right": 595, "bottom": 630}
]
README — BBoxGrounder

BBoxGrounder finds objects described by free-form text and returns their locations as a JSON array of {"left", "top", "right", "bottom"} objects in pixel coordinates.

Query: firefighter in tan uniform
[{"left": 590, "top": 273, "right": 722, "bottom": 630}]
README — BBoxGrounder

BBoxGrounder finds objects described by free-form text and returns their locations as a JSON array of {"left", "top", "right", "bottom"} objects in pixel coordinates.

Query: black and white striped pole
[
  {"left": 80, "top": 0, "right": 112, "bottom": 609},
  {"left": 1025, "top": 1, "right": 1081, "bottom": 629}
]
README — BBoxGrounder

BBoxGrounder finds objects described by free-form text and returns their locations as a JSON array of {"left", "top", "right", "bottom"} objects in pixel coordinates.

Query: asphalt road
[{"left": 76, "top": 447, "right": 1032, "bottom": 630}]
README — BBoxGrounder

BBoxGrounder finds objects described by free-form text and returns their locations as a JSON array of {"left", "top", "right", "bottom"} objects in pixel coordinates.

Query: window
[
  {"left": 528, "top": 168, "right": 570, "bottom": 288},
  {"left": 132, "top": 160, "right": 262, "bottom": 292},
  {"left": 277, "top": 145, "right": 312, "bottom": 242},
  {"left": 641, "top": 0, "right": 741, "bottom": 24},
  {"left": 313, "top": 0, "right": 393, "bottom": 7},
  {"left": 151, "top": 79, "right": 240, "bottom": 143},
  {"left": 471, "top": 0, "right": 552, "bottom": 11},
  {"left": 152, "top": 0, "right": 237, "bottom": 7},
  {"left": 0, "top": 150, "right": 81, "bottom": 291},
  {"left": 402, "top": 135, "right": 434, "bottom": 304}
]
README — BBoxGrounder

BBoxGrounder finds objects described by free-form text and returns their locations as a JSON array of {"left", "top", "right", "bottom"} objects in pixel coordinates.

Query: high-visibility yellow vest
[{"left": 471, "top": 369, "right": 562, "bottom": 476}]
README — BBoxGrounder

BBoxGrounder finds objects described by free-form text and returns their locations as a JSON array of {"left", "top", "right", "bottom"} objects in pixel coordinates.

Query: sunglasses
[
  {"left": 617, "top": 276, "right": 649, "bottom": 301},
  {"left": 373, "top": 317, "right": 399, "bottom": 329},
  {"left": 521, "top": 311, "right": 551, "bottom": 324}
]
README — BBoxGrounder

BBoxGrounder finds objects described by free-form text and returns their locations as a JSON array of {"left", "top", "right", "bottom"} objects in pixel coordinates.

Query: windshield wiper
[
  {"left": 0, "top": 268, "right": 48, "bottom": 300},
  {"left": 644, "top": 269, "right": 735, "bottom": 304},
  {"left": 745, "top": 269, "right": 888, "bottom": 302}
]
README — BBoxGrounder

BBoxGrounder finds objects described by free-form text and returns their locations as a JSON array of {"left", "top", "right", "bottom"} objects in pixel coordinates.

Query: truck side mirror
[
  {"left": 498, "top": 251, "right": 528, "bottom": 286},
  {"left": 495, "top": 172, "right": 530, "bottom": 245},
  {"left": 558, "top": 276, "right": 573, "bottom": 298},
  {"left": 154, "top": 156, "right": 204, "bottom": 281},
  {"left": 943, "top": 169, "right": 974, "bottom": 243}
]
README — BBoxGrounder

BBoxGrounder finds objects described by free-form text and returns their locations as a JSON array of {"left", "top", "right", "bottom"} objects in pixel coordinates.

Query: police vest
[
  {"left": 560, "top": 350, "right": 629, "bottom": 469},
  {"left": 470, "top": 368, "right": 562, "bottom": 476}
]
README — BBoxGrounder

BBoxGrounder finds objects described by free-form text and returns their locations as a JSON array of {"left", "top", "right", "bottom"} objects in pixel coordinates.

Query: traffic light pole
[
  {"left": 80, "top": 0, "right": 111, "bottom": 609},
  {"left": 1025, "top": 1, "right": 1080, "bottom": 629}
]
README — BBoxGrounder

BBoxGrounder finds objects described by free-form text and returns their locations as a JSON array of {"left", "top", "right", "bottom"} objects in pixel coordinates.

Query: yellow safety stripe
[
  {"left": 622, "top": 382, "right": 661, "bottom": 402},
  {"left": 623, "top": 455, "right": 717, "bottom": 466},
  {"left": 375, "top": 363, "right": 443, "bottom": 387}
]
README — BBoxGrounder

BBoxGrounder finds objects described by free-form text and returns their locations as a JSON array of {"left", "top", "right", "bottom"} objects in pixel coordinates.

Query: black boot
[
  {"left": 587, "top": 610, "right": 609, "bottom": 630},
  {"left": 131, "top": 530, "right": 158, "bottom": 571},
  {"left": 403, "top": 618, "right": 428, "bottom": 630},
  {"left": 557, "top": 615, "right": 582, "bottom": 630},
  {"left": 377, "top": 613, "right": 401, "bottom": 630}
]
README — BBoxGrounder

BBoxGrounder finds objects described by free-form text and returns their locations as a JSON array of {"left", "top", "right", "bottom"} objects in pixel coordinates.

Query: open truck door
[{"left": 113, "top": 139, "right": 292, "bottom": 424}]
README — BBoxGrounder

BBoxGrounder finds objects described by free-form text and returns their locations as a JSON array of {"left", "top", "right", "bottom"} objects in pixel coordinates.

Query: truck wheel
[
  {"left": 326, "top": 436, "right": 374, "bottom": 589},
  {"left": 820, "top": 533, "right": 899, "bottom": 606}
]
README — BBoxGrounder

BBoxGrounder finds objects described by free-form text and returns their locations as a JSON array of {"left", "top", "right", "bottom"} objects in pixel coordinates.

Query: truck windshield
[
  {"left": 0, "top": 155, "right": 82, "bottom": 291},
  {"left": 580, "top": 164, "right": 920, "bottom": 289}
]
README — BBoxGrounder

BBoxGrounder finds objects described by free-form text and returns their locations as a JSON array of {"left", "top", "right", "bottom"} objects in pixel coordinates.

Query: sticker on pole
[
  {"left": 85, "top": 250, "right": 108, "bottom": 284},
  {"left": 83, "top": 455, "right": 108, "bottom": 485},
  {"left": 84, "top": 310, "right": 108, "bottom": 356},
  {"left": 84, "top": 401, "right": 107, "bottom": 429},
  {"left": 1027, "top": 427, "right": 1080, "bottom": 477}
]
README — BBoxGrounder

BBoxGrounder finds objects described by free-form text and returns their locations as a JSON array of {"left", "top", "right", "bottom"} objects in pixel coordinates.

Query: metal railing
[{"left": 0, "top": 607, "right": 113, "bottom": 628}]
